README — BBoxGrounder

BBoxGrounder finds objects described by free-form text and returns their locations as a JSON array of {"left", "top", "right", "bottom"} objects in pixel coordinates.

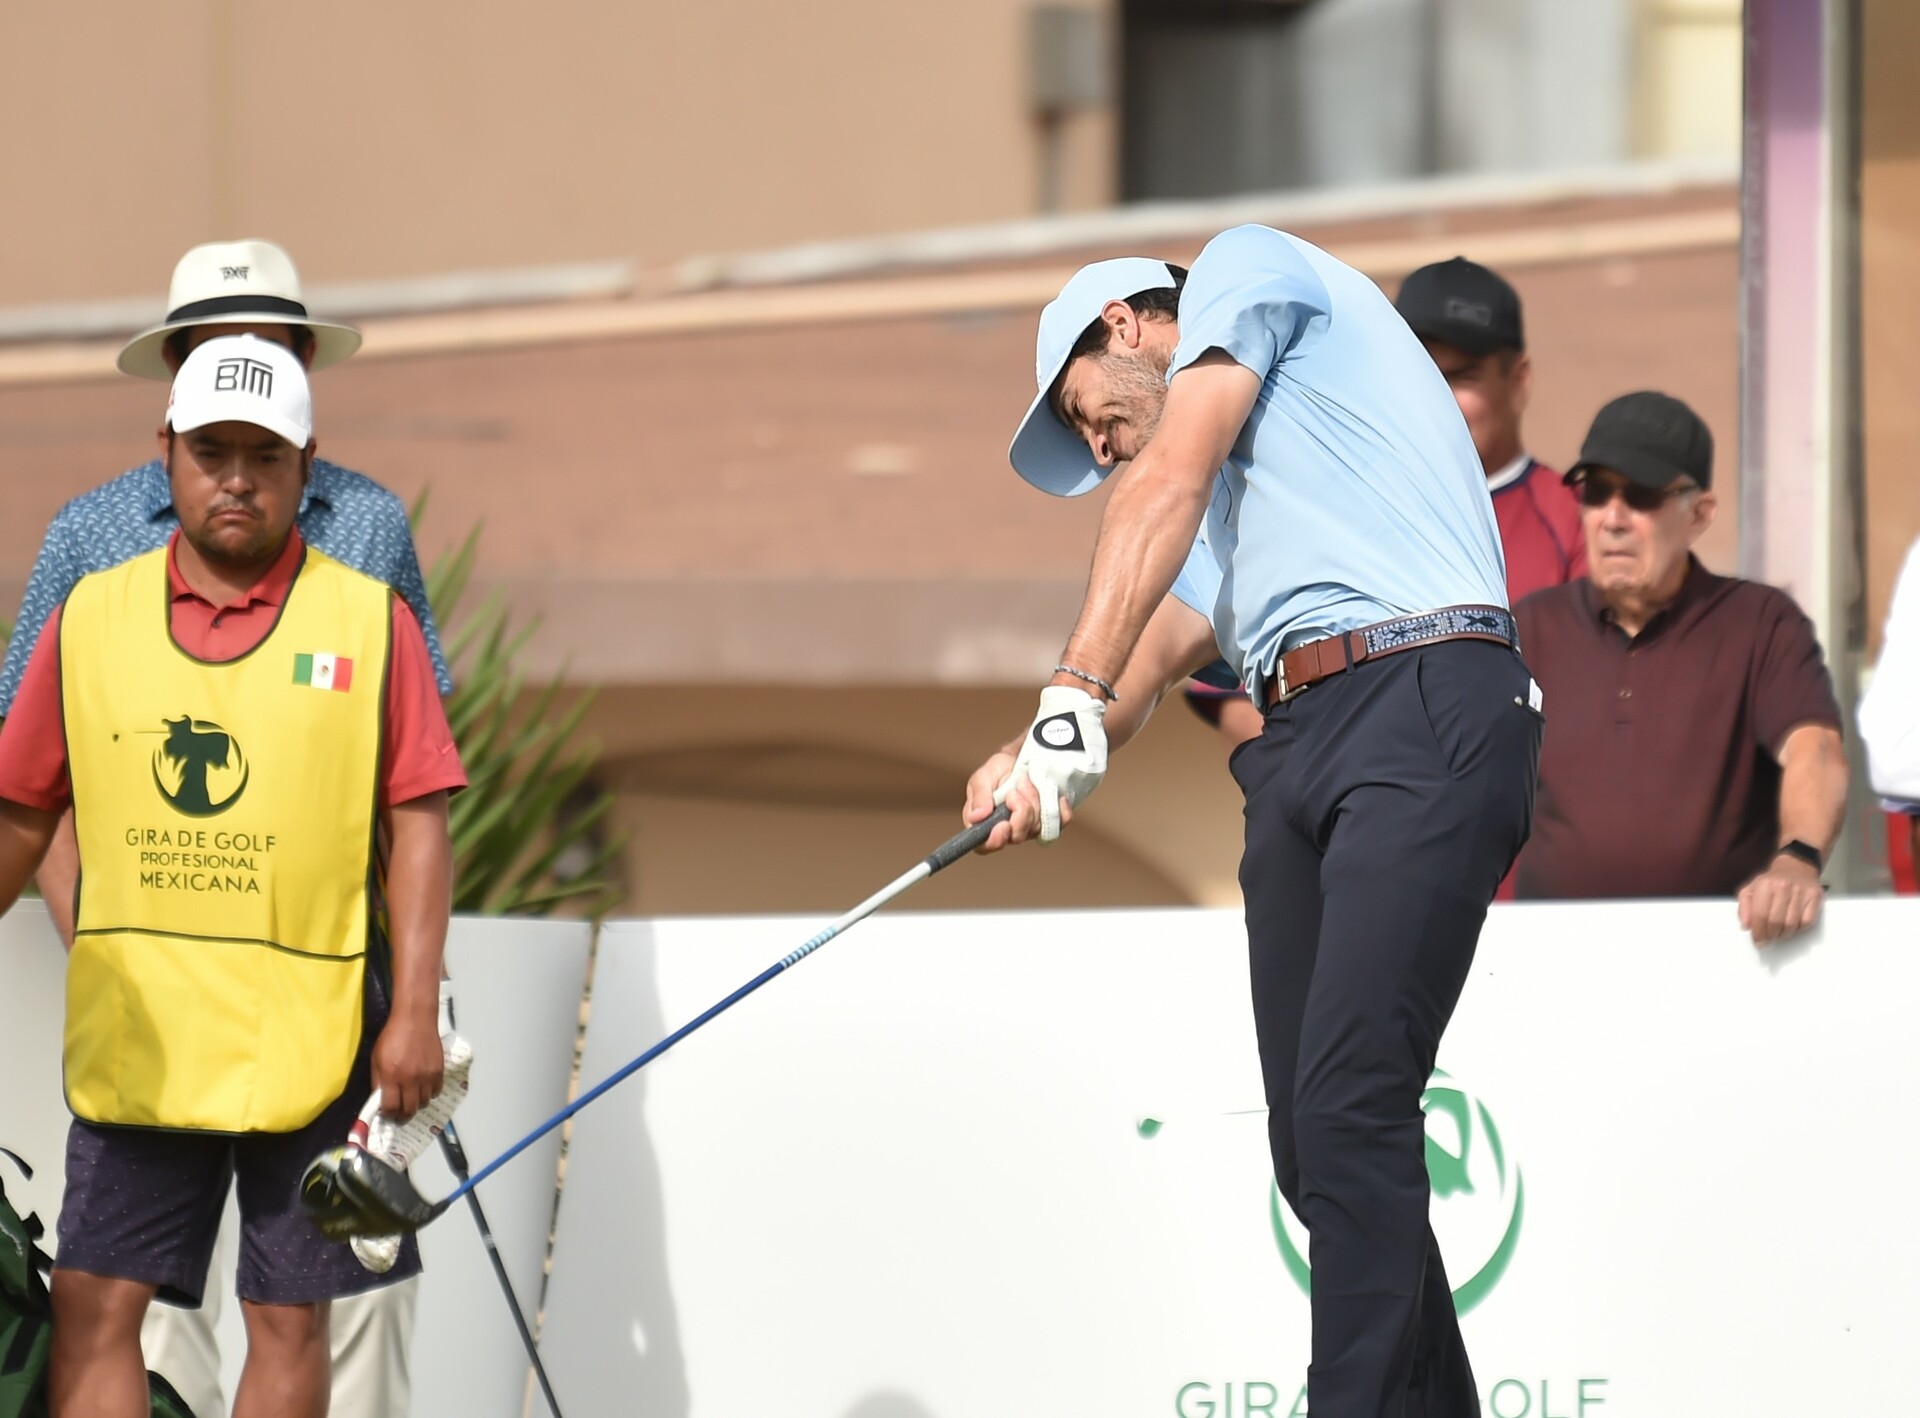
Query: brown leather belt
[{"left": 1259, "top": 604, "right": 1519, "bottom": 706}]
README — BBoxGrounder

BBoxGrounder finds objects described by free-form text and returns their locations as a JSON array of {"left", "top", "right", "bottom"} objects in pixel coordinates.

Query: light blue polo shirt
[{"left": 1164, "top": 225, "right": 1507, "bottom": 688}]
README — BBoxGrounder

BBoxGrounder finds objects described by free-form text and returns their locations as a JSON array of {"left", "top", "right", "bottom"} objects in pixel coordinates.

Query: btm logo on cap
[{"left": 214, "top": 356, "right": 274, "bottom": 398}]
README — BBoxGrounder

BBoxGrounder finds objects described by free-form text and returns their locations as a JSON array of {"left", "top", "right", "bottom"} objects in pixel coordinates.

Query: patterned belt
[{"left": 1259, "top": 604, "right": 1519, "bottom": 706}]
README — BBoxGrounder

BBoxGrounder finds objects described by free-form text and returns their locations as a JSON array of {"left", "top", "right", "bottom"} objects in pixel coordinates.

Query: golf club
[
  {"left": 302, "top": 802, "right": 1013, "bottom": 1240},
  {"left": 436, "top": 1123, "right": 568, "bottom": 1417}
]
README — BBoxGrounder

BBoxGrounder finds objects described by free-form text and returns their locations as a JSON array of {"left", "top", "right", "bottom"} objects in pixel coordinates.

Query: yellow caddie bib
[{"left": 60, "top": 543, "right": 391, "bottom": 1133}]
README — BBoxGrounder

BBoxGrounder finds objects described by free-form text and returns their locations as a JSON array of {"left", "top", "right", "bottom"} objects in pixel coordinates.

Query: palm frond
[{"left": 414, "top": 501, "right": 625, "bottom": 919}]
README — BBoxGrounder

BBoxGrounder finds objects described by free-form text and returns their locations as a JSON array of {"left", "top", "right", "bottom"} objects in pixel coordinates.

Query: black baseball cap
[
  {"left": 1566, "top": 391, "right": 1714, "bottom": 491},
  {"left": 1395, "top": 257, "right": 1524, "bottom": 356}
]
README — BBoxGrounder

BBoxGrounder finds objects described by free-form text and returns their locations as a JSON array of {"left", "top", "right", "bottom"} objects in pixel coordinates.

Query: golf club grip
[{"left": 924, "top": 803, "right": 1012, "bottom": 873}]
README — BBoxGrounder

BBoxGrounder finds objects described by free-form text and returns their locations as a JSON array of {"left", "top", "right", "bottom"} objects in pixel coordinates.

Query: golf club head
[
  {"left": 299, "top": 1145, "right": 449, "bottom": 1239},
  {"left": 300, "top": 1145, "right": 376, "bottom": 1240}
]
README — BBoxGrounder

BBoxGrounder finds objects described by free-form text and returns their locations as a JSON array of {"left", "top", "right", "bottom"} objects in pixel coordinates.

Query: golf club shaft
[
  {"left": 443, "top": 804, "right": 1011, "bottom": 1205},
  {"left": 439, "top": 1126, "right": 567, "bottom": 1418}
]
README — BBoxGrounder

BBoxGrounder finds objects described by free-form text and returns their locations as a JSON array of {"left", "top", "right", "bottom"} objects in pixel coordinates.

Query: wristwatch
[{"left": 1775, "top": 839, "right": 1824, "bottom": 873}]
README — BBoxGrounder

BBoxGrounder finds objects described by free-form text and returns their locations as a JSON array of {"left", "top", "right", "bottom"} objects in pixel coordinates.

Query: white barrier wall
[
  {"left": 540, "top": 900, "right": 1920, "bottom": 1418},
  {"left": 395, "top": 916, "right": 590, "bottom": 1418},
  {"left": 9, "top": 899, "right": 1920, "bottom": 1417},
  {"left": 0, "top": 903, "right": 589, "bottom": 1418}
]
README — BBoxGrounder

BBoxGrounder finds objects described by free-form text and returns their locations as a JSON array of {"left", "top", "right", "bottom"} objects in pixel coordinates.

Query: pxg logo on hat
[
  {"left": 168, "top": 335, "right": 313, "bottom": 451},
  {"left": 1395, "top": 257, "right": 1524, "bottom": 357},
  {"left": 1567, "top": 390, "right": 1714, "bottom": 492},
  {"left": 1009, "top": 256, "right": 1180, "bottom": 499}
]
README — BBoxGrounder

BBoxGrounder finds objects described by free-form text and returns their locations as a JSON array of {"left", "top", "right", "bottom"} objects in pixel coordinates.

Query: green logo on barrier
[{"left": 1268, "top": 1071, "right": 1524, "bottom": 1315}]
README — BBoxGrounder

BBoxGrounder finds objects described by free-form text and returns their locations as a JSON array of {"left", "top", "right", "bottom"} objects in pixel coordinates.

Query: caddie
[
  {"left": 0, "top": 335, "right": 465, "bottom": 1418},
  {"left": 961, "top": 226, "right": 1541, "bottom": 1417},
  {"left": 0, "top": 236, "right": 454, "bottom": 1418}
]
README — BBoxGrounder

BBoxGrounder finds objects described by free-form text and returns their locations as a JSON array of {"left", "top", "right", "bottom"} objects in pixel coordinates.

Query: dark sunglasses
[{"left": 1574, "top": 475, "right": 1699, "bottom": 512}]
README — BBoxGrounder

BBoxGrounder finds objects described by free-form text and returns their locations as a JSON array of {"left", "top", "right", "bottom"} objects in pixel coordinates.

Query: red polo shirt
[
  {"left": 1510, "top": 557, "right": 1841, "bottom": 900},
  {"left": 0, "top": 530, "right": 464, "bottom": 812},
  {"left": 1491, "top": 457, "right": 1586, "bottom": 603}
]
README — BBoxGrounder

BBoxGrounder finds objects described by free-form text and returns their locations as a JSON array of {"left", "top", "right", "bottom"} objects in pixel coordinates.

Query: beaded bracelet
[{"left": 1053, "top": 663, "right": 1119, "bottom": 703}]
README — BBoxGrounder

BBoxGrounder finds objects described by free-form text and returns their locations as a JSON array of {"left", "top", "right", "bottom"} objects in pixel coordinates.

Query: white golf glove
[
  {"left": 994, "top": 685, "right": 1109, "bottom": 843},
  {"left": 348, "top": 982, "right": 473, "bottom": 1273}
]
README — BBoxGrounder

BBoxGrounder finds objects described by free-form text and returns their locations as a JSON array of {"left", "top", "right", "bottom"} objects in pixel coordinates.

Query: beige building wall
[
  {"left": 0, "top": 0, "right": 1116, "bottom": 308},
  {"left": 1632, "top": 0, "right": 1743, "bottom": 161}
]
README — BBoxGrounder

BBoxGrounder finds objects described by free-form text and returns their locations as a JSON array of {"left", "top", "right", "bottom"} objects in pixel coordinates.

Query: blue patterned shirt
[{"left": 0, "top": 458, "right": 451, "bottom": 714}]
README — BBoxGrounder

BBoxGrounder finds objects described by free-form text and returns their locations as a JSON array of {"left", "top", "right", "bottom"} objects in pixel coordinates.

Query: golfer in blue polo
[{"left": 962, "top": 225, "right": 1541, "bottom": 1417}]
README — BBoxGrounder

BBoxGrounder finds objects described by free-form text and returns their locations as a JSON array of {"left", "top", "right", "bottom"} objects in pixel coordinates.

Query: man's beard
[{"left": 1104, "top": 345, "right": 1173, "bottom": 449}]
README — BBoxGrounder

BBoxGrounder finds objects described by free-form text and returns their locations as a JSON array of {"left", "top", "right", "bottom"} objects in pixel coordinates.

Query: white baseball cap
[
  {"left": 1007, "top": 256, "right": 1180, "bottom": 497},
  {"left": 166, "top": 335, "right": 313, "bottom": 449},
  {"left": 119, "top": 239, "right": 362, "bottom": 381}
]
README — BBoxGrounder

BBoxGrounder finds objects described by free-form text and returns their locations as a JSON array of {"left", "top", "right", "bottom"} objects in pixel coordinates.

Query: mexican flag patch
[{"left": 293, "top": 652, "right": 354, "bottom": 692}]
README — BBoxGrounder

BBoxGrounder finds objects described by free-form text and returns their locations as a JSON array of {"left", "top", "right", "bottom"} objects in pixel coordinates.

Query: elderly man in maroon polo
[{"left": 1511, "top": 391, "right": 1849, "bottom": 944}]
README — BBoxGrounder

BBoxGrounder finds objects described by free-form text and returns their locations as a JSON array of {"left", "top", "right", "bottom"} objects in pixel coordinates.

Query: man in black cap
[
  {"left": 1510, "top": 391, "right": 1848, "bottom": 944},
  {"left": 1396, "top": 257, "right": 1586, "bottom": 603}
]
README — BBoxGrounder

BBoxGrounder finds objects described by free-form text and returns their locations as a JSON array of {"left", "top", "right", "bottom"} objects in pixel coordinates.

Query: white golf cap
[
  {"left": 119, "top": 239, "right": 362, "bottom": 381},
  {"left": 167, "top": 335, "right": 313, "bottom": 449},
  {"left": 1007, "top": 256, "right": 1180, "bottom": 497}
]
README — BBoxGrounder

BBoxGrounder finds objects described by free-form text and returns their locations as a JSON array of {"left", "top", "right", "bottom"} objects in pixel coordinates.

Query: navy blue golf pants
[{"left": 1229, "top": 640, "right": 1540, "bottom": 1418}]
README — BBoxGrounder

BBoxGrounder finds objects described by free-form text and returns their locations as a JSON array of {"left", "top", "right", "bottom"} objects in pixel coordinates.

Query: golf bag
[
  {"left": 0, "top": 1149, "right": 197, "bottom": 1418},
  {"left": 0, "top": 1150, "right": 52, "bottom": 1418}
]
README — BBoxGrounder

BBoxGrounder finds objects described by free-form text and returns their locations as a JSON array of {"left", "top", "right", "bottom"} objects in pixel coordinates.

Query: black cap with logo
[
  {"left": 1395, "top": 257, "right": 1524, "bottom": 356},
  {"left": 1566, "top": 391, "right": 1714, "bottom": 491}
]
